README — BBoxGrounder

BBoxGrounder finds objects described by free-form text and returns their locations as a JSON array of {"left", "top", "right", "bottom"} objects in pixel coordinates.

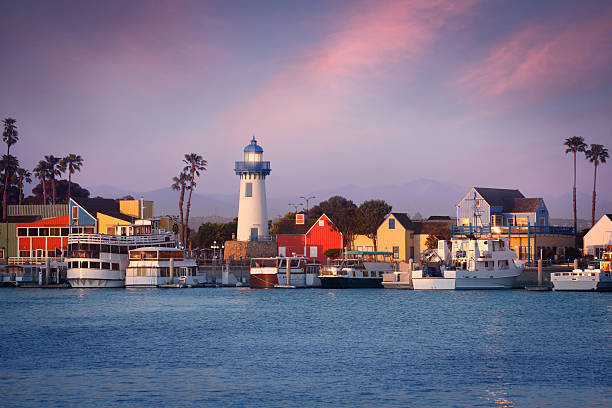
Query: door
[{"left": 250, "top": 228, "right": 258, "bottom": 241}]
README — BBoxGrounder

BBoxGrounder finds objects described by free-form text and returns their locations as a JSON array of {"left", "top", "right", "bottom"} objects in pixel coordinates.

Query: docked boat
[
  {"left": 125, "top": 247, "right": 205, "bottom": 287},
  {"left": 318, "top": 251, "right": 396, "bottom": 289},
  {"left": 412, "top": 238, "right": 524, "bottom": 290},
  {"left": 249, "top": 257, "right": 280, "bottom": 288},
  {"left": 276, "top": 257, "right": 321, "bottom": 288},
  {"left": 0, "top": 262, "right": 67, "bottom": 287},
  {"left": 551, "top": 248, "right": 612, "bottom": 291},
  {"left": 67, "top": 221, "right": 177, "bottom": 288}
]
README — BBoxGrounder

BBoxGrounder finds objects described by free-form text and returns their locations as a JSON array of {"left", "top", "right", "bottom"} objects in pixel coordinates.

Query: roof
[
  {"left": 244, "top": 136, "right": 263, "bottom": 153},
  {"left": 504, "top": 198, "right": 543, "bottom": 213},
  {"left": 411, "top": 220, "right": 452, "bottom": 234},
  {"left": 8, "top": 204, "right": 68, "bottom": 219},
  {"left": 474, "top": 187, "right": 524, "bottom": 207},
  {"left": 390, "top": 213, "right": 413, "bottom": 229},
  {"left": 8, "top": 215, "right": 42, "bottom": 223},
  {"left": 275, "top": 214, "right": 332, "bottom": 235},
  {"left": 606, "top": 214, "right": 612, "bottom": 221},
  {"left": 344, "top": 251, "right": 393, "bottom": 255},
  {"left": 427, "top": 215, "right": 451, "bottom": 221},
  {"left": 17, "top": 214, "right": 69, "bottom": 227},
  {"left": 74, "top": 198, "right": 135, "bottom": 223}
]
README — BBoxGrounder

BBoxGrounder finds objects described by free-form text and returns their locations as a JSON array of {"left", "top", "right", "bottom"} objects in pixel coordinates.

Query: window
[
  {"left": 363, "top": 271, "right": 369, "bottom": 277},
  {"left": 539, "top": 217, "right": 545, "bottom": 226},
  {"left": 475, "top": 198, "right": 481, "bottom": 208},
  {"left": 81, "top": 261, "right": 89, "bottom": 268},
  {"left": 90, "top": 262, "right": 100, "bottom": 269},
  {"left": 111, "top": 263, "right": 120, "bottom": 271},
  {"left": 245, "top": 182, "right": 253, "bottom": 197},
  {"left": 17, "top": 228, "right": 27, "bottom": 237},
  {"left": 61, "top": 228, "right": 69, "bottom": 236},
  {"left": 393, "top": 246, "right": 399, "bottom": 259},
  {"left": 19, "top": 250, "right": 30, "bottom": 257},
  {"left": 410, "top": 246, "right": 414, "bottom": 259},
  {"left": 28, "top": 228, "right": 39, "bottom": 237},
  {"left": 72, "top": 206, "right": 78, "bottom": 219},
  {"left": 389, "top": 218, "right": 395, "bottom": 229},
  {"left": 278, "top": 247, "right": 286, "bottom": 257},
  {"left": 39, "top": 228, "right": 49, "bottom": 236},
  {"left": 101, "top": 262, "right": 110, "bottom": 270},
  {"left": 309, "top": 246, "right": 318, "bottom": 258},
  {"left": 319, "top": 219, "right": 324, "bottom": 227},
  {"left": 49, "top": 228, "right": 60, "bottom": 236}
]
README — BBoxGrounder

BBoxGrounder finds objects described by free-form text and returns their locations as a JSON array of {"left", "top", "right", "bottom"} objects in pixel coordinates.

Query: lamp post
[
  {"left": 300, "top": 195, "right": 316, "bottom": 215},
  {"left": 288, "top": 203, "right": 300, "bottom": 213},
  {"left": 211, "top": 240, "right": 220, "bottom": 259}
]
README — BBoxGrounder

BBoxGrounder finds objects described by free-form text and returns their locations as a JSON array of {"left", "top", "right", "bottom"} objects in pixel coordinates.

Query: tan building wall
[
  {"left": 97, "top": 213, "right": 131, "bottom": 235},
  {"left": 119, "top": 200, "right": 154, "bottom": 219},
  {"left": 352, "top": 234, "right": 375, "bottom": 251},
  {"left": 160, "top": 216, "right": 182, "bottom": 240},
  {"left": 377, "top": 214, "right": 415, "bottom": 262},
  {"left": 583, "top": 216, "right": 612, "bottom": 255}
]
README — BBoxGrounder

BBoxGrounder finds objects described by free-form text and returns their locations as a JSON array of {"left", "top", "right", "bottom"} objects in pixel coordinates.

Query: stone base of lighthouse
[{"left": 223, "top": 240, "right": 277, "bottom": 262}]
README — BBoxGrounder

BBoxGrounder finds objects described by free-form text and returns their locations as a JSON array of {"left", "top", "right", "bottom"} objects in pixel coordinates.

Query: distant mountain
[{"left": 88, "top": 178, "right": 612, "bottom": 222}]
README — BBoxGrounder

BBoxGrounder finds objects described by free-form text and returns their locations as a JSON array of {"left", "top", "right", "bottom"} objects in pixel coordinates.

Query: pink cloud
[
  {"left": 456, "top": 7, "right": 612, "bottom": 101},
  {"left": 215, "top": 0, "right": 478, "bottom": 143}
]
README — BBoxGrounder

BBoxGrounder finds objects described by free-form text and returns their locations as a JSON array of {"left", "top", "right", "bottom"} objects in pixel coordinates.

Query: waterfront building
[
  {"left": 275, "top": 213, "right": 343, "bottom": 263},
  {"left": 235, "top": 137, "right": 270, "bottom": 241},
  {"left": 15, "top": 215, "right": 70, "bottom": 262},
  {"left": 583, "top": 214, "right": 612, "bottom": 257},
  {"left": 453, "top": 187, "right": 574, "bottom": 263},
  {"left": 376, "top": 213, "right": 415, "bottom": 262},
  {"left": 411, "top": 217, "right": 453, "bottom": 259}
]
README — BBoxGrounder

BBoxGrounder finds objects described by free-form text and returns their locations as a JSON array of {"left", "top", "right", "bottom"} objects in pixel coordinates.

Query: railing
[
  {"left": 68, "top": 232, "right": 177, "bottom": 245},
  {"left": 234, "top": 161, "right": 271, "bottom": 175},
  {"left": 451, "top": 225, "right": 575, "bottom": 236},
  {"left": 8, "top": 257, "right": 64, "bottom": 265}
]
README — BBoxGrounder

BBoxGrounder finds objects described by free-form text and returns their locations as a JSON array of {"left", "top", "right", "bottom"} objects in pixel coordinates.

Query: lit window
[
  {"left": 72, "top": 206, "right": 78, "bottom": 220},
  {"left": 319, "top": 220, "right": 324, "bottom": 227}
]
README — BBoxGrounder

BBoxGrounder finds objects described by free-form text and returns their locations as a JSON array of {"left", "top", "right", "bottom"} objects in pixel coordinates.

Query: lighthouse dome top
[{"left": 244, "top": 136, "right": 263, "bottom": 153}]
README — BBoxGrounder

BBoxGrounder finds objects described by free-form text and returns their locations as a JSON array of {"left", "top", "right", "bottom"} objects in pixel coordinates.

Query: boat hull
[
  {"left": 68, "top": 278, "right": 125, "bottom": 288},
  {"left": 277, "top": 272, "right": 321, "bottom": 288},
  {"left": 319, "top": 277, "right": 382, "bottom": 289},
  {"left": 455, "top": 276, "right": 516, "bottom": 289},
  {"left": 249, "top": 272, "right": 278, "bottom": 288},
  {"left": 67, "top": 268, "right": 125, "bottom": 288},
  {"left": 412, "top": 278, "right": 455, "bottom": 290}
]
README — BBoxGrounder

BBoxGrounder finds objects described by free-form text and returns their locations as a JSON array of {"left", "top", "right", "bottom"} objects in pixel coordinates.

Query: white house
[{"left": 584, "top": 214, "right": 612, "bottom": 258}]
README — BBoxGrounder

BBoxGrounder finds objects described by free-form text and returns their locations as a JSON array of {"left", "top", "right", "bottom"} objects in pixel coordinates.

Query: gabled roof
[
  {"left": 8, "top": 215, "right": 42, "bottom": 224},
  {"left": 474, "top": 187, "right": 524, "bottom": 207},
  {"left": 73, "top": 198, "right": 135, "bottom": 223},
  {"left": 389, "top": 213, "right": 413, "bottom": 230},
  {"left": 411, "top": 220, "right": 453, "bottom": 234},
  {"left": 8, "top": 204, "right": 68, "bottom": 219},
  {"left": 505, "top": 198, "right": 543, "bottom": 213},
  {"left": 276, "top": 213, "right": 337, "bottom": 236},
  {"left": 427, "top": 215, "right": 451, "bottom": 221},
  {"left": 17, "top": 214, "right": 68, "bottom": 227},
  {"left": 605, "top": 214, "right": 612, "bottom": 222}
]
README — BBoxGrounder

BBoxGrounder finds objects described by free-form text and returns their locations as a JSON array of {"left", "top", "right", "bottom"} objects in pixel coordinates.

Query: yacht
[
  {"left": 67, "top": 220, "right": 177, "bottom": 288},
  {"left": 551, "top": 248, "right": 612, "bottom": 291},
  {"left": 318, "top": 251, "right": 396, "bottom": 289},
  {"left": 125, "top": 247, "right": 205, "bottom": 287},
  {"left": 412, "top": 238, "right": 524, "bottom": 290}
]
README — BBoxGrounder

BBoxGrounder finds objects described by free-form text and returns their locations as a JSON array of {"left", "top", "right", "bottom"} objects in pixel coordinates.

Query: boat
[
  {"left": 0, "top": 261, "right": 67, "bottom": 287},
  {"left": 318, "top": 251, "right": 396, "bottom": 289},
  {"left": 276, "top": 257, "right": 321, "bottom": 288},
  {"left": 125, "top": 247, "right": 205, "bottom": 287},
  {"left": 551, "top": 247, "right": 612, "bottom": 291},
  {"left": 249, "top": 257, "right": 279, "bottom": 288},
  {"left": 412, "top": 237, "right": 524, "bottom": 290},
  {"left": 66, "top": 220, "right": 177, "bottom": 288}
]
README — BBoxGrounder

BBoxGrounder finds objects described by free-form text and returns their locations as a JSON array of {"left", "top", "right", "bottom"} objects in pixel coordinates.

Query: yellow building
[
  {"left": 352, "top": 234, "right": 375, "bottom": 251},
  {"left": 376, "top": 213, "right": 415, "bottom": 262},
  {"left": 97, "top": 213, "right": 133, "bottom": 235},
  {"left": 160, "top": 216, "right": 182, "bottom": 238},
  {"left": 119, "top": 199, "right": 154, "bottom": 219}
]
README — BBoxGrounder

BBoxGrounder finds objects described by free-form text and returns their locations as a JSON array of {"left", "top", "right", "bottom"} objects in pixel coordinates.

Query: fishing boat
[
  {"left": 412, "top": 238, "right": 524, "bottom": 290},
  {"left": 66, "top": 220, "right": 177, "bottom": 288},
  {"left": 551, "top": 246, "right": 612, "bottom": 291},
  {"left": 318, "top": 251, "right": 395, "bottom": 289},
  {"left": 125, "top": 247, "right": 205, "bottom": 287}
]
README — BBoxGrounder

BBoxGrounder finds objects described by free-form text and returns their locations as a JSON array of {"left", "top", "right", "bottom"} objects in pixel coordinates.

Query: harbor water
[{"left": 0, "top": 288, "right": 610, "bottom": 407}]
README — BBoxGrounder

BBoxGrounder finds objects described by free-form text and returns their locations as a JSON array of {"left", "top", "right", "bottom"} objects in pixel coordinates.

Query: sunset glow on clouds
[{"left": 1, "top": 0, "right": 611, "bottom": 214}]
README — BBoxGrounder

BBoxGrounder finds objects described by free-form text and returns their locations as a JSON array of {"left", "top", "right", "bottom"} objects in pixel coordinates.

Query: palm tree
[
  {"left": 0, "top": 154, "right": 19, "bottom": 201},
  {"left": 60, "top": 154, "right": 84, "bottom": 204},
  {"left": 15, "top": 167, "right": 32, "bottom": 205},
  {"left": 33, "top": 161, "right": 50, "bottom": 204},
  {"left": 171, "top": 171, "right": 190, "bottom": 242},
  {"left": 564, "top": 136, "right": 587, "bottom": 248},
  {"left": 585, "top": 144, "right": 609, "bottom": 227},
  {"left": 182, "top": 153, "right": 207, "bottom": 247},
  {"left": 44, "top": 155, "right": 62, "bottom": 204},
  {"left": 2, "top": 118, "right": 18, "bottom": 220}
]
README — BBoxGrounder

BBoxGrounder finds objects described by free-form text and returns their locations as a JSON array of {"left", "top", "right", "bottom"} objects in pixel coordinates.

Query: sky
[{"left": 1, "top": 0, "right": 611, "bottom": 209}]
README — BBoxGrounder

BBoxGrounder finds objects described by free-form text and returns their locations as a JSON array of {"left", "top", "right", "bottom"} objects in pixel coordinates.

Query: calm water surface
[{"left": 0, "top": 288, "right": 610, "bottom": 407}]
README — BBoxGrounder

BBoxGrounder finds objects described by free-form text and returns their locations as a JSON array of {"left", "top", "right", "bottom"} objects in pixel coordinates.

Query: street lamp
[
  {"left": 211, "top": 240, "right": 220, "bottom": 258},
  {"left": 288, "top": 203, "right": 300, "bottom": 213},
  {"left": 300, "top": 195, "right": 316, "bottom": 215}
]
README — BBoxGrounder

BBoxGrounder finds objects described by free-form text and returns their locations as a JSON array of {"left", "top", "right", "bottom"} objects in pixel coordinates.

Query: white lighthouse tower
[{"left": 235, "top": 137, "right": 271, "bottom": 241}]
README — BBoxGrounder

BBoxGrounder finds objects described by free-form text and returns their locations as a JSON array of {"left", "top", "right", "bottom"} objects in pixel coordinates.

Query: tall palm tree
[
  {"left": 564, "top": 136, "right": 587, "bottom": 248},
  {"left": 33, "top": 160, "right": 50, "bottom": 204},
  {"left": 2, "top": 118, "right": 18, "bottom": 220},
  {"left": 585, "top": 144, "right": 609, "bottom": 227},
  {"left": 44, "top": 155, "right": 62, "bottom": 204},
  {"left": 60, "top": 154, "right": 83, "bottom": 204},
  {"left": 171, "top": 171, "right": 190, "bottom": 242},
  {"left": 0, "top": 154, "right": 19, "bottom": 202},
  {"left": 15, "top": 167, "right": 32, "bottom": 205},
  {"left": 182, "top": 153, "right": 207, "bottom": 247}
]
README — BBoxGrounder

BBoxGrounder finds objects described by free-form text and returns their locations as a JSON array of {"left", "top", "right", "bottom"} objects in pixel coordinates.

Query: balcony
[
  {"left": 234, "top": 161, "right": 271, "bottom": 175},
  {"left": 451, "top": 225, "right": 575, "bottom": 236}
]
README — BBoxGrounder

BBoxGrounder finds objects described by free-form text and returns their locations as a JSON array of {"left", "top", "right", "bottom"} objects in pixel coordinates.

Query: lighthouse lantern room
[{"left": 235, "top": 137, "right": 271, "bottom": 241}]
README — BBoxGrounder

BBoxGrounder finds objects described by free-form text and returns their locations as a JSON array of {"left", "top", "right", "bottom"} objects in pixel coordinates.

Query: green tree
[
  {"left": 15, "top": 167, "right": 32, "bottom": 205},
  {"left": 182, "top": 153, "right": 207, "bottom": 246},
  {"left": 564, "top": 136, "right": 587, "bottom": 247},
  {"left": 309, "top": 196, "right": 358, "bottom": 249},
  {"left": 191, "top": 219, "right": 237, "bottom": 249},
  {"left": 584, "top": 144, "right": 608, "bottom": 227},
  {"left": 60, "top": 154, "right": 84, "bottom": 204},
  {"left": 171, "top": 171, "right": 190, "bottom": 243},
  {"left": 270, "top": 211, "right": 296, "bottom": 235},
  {"left": 425, "top": 234, "right": 438, "bottom": 250},
  {"left": 2, "top": 118, "right": 18, "bottom": 220},
  {"left": 356, "top": 199, "right": 392, "bottom": 251},
  {"left": 44, "top": 155, "right": 62, "bottom": 204},
  {"left": 33, "top": 160, "right": 50, "bottom": 204}
]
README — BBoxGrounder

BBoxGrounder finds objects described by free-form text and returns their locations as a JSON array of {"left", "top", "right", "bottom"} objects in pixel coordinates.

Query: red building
[
  {"left": 275, "top": 213, "right": 343, "bottom": 263},
  {"left": 16, "top": 215, "right": 70, "bottom": 261}
]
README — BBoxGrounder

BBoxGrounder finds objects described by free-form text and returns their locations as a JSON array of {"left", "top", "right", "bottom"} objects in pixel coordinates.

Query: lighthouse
[{"left": 235, "top": 137, "right": 271, "bottom": 241}]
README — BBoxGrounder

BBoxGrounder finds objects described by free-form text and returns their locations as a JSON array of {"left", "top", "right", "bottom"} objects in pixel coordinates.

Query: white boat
[
  {"left": 125, "top": 247, "right": 205, "bottom": 287},
  {"left": 276, "top": 257, "right": 321, "bottom": 288},
  {"left": 319, "top": 251, "right": 396, "bottom": 289},
  {"left": 67, "top": 222, "right": 177, "bottom": 288},
  {"left": 412, "top": 238, "right": 524, "bottom": 290},
  {"left": 551, "top": 248, "right": 612, "bottom": 291},
  {"left": 0, "top": 261, "right": 67, "bottom": 287}
]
